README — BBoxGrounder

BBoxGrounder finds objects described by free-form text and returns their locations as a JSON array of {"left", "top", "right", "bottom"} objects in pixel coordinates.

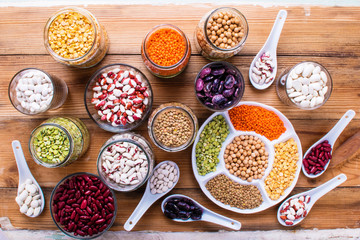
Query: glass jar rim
[
  {"left": 29, "top": 122, "right": 74, "bottom": 168},
  {"left": 96, "top": 137, "right": 153, "bottom": 191},
  {"left": 149, "top": 103, "right": 198, "bottom": 152},
  {"left": 8, "top": 68, "right": 55, "bottom": 115},
  {"left": 142, "top": 24, "right": 189, "bottom": 69},
  {"left": 204, "top": 7, "right": 249, "bottom": 52},
  {"left": 44, "top": 7, "right": 98, "bottom": 62}
]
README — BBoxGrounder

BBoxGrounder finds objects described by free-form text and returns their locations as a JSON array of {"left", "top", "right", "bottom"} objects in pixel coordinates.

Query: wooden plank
[
  {"left": 0, "top": 55, "right": 359, "bottom": 120},
  {"left": 0, "top": 187, "right": 358, "bottom": 231},
  {"left": 0, "top": 5, "right": 359, "bottom": 56}
]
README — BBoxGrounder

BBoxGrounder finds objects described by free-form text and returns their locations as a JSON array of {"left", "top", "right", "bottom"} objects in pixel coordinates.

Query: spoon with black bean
[{"left": 161, "top": 194, "right": 241, "bottom": 230}]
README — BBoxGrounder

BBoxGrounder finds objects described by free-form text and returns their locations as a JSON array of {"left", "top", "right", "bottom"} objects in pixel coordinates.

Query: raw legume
[
  {"left": 251, "top": 52, "right": 274, "bottom": 85},
  {"left": 48, "top": 11, "right": 95, "bottom": 59},
  {"left": 16, "top": 179, "right": 42, "bottom": 217},
  {"left": 100, "top": 141, "right": 148, "bottom": 186},
  {"left": 229, "top": 105, "right": 286, "bottom": 141},
  {"left": 264, "top": 138, "right": 299, "bottom": 200},
  {"left": 207, "top": 10, "right": 244, "bottom": 49},
  {"left": 51, "top": 173, "right": 116, "bottom": 237},
  {"left": 163, "top": 196, "right": 203, "bottom": 220},
  {"left": 224, "top": 135, "right": 268, "bottom": 182},
  {"left": 196, "top": 115, "right": 230, "bottom": 175},
  {"left": 303, "top": 140, "right": 332, "bottom": 175},
  {"left": 146, "top": 27, "right": 186, "bottom": 66},
  {"left": 150, "top": 162, "right": 178, "bottom": 194},
  {"left": 279, "top": 195, "right": 310, "bottom": 225},
  {"left": 153, "top": 109, "right": 193, "bottom": 148},
  {"left": 206, "top": 174, "right": 263, "bottom": 209}
]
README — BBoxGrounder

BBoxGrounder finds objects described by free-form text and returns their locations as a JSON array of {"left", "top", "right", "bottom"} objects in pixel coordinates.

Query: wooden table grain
[{"left": 0, "top": 5, "right": 359, "bottom": 231}]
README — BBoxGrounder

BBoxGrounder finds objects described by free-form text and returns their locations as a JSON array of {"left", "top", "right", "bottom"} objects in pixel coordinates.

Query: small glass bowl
[
  {"left": 50, "top": 172, "right": 117, "bottom": 239},
  {"left": 44, "top": 7, "right": 109, "bottom": 68},
  {"left": 84, "top": 63, "right": 153, "bottom": 133},
  {"left": 97, "top": 132, "right": 155, "bottom": 192},
  {"left": 194, "top": 7, "right": 249, "bottom": 61},
  {"left": 141, "top": 24, "right": 191, "bottom": 78},
  {"left": 195, "top": 61, "right": 245, "bottom": 112},
  {"left": 276, "top": 61, "right": 332, "bottom": 110},
  {"left": 148, "top": 102, "right": 198, "bottom": 152},
  {"left": 8, "top": 68, "right": 68, "bottom": 115}
]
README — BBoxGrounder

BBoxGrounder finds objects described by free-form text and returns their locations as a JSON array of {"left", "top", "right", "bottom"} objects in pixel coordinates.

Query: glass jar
[
  {"left": 276, "top": 61, "right": 332, "bottom": 110},
  {"left": 97, "top": 132, "right": 155, "bottom": 192},
  {"left": 148, "top": 102, "right": 198, "bottom": 152},
  {"left": 8, "top": 68, "right": 68, "bottom": 115},
  {"left": 141, "top": 24, "right": 191, "bottom": 78},
  {"left": 194, "top": 7, "right": 249, "bottom": 61},
  {"left": 29, "top": 117, "right": 90, "bottom": 167},
  {"left": 44, "top": 7, "right": 109, "bottom": 68}
]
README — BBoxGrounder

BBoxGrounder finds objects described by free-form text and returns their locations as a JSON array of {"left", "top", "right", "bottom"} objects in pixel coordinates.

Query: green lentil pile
[
  {"left": 205, "top": 174, "right": 263, "bottom": 209},
  {"left": 33, "top": 126, "right": 70, "bottom": 164},
  {"left": 196, "top": 115, "right": 229, "bottom": 175}
]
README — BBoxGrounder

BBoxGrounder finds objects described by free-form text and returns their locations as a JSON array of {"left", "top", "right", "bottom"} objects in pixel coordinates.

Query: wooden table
[{"left": 0, "top": 4, "right": 359, "bottom": 232}]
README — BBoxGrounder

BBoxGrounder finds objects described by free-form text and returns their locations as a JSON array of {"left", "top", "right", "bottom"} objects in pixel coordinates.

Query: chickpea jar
[
  {"left": 194, "top": 7, "right": 249, "bottom": 61},
  {"left": 44, "top": 7, "right": 109, "bottom": 68}
]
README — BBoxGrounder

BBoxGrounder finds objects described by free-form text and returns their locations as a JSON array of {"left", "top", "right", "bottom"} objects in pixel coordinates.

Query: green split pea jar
[{"left": 29, "top": 117, "right": 90, "bottom": 167}]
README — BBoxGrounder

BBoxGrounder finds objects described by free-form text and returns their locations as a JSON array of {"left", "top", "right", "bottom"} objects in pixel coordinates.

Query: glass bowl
[
  {"left": 97, "top": 132, "right": 155, "bottom": 192},
  {"left": 195, "top": 61, "right": 245, "bottom": 112},
  {"left": 8, "top": 68, "right": 68, "bottom": 115},
  {"left": 148, "top": 102, "right": 198, "bottom": 152},
  {"left": 50, "top": 172, "right": 117, "bottom": 239},
  {"left": 84, "top": 63, "right": 153, "bottom": 132},
  {"left": 276, "top": 61, "right": 332, "bottom": 110},
  {"left": 141, "top": 24, "right": 191, "bottom": 78}
]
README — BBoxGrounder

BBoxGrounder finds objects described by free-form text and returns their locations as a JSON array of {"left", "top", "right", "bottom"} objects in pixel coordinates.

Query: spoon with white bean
[
  {"left": 124, "top": 161, "right": 180, "bottom": 231},
  {"left": 12, "top": 140, "right": 45, "bottom": 217},
  {"left": 277, "top": 173, "right": 347, "bottom": 226},
  {"left": 161, "top": 194, "right": 241, "bottom": 230},
  {"left": 249, "top": 10, "right": 287, "bottom": 90}
]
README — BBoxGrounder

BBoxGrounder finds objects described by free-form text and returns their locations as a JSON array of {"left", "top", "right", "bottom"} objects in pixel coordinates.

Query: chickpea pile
[
  {"left": 48, "top": 11, "right": 95, "bottom": 59},
  {"left": 206, "top": 11, "right": 244, "bottom": 49},
  {"left": 224, "top": 135, "right": 269, "bottom": 182}
]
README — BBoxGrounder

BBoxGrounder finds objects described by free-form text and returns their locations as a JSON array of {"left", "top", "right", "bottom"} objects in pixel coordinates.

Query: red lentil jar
[{"left": 141, "top": 24, "right": 191, "bottom": 78}]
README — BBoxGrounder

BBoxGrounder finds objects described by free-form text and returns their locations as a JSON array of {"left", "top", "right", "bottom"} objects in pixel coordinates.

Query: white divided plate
[{"left": 191, "top": 101, "right": 302, "bottom": 214}]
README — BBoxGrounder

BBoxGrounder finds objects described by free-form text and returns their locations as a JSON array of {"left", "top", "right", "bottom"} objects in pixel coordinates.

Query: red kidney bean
[
  {"left": 303, "top": 140, "right": 332, "bottom": 175},
  {"left": 51, "top": 174, "right": 115, "bottom": 238}
]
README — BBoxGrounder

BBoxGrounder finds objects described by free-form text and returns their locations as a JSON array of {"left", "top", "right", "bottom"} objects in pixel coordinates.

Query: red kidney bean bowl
[
  {"left": 84, "top": 63, "right": 153, "bottom": 133},
  {"left": 50, "top": 172, "right": 117, "bottom": 239}
]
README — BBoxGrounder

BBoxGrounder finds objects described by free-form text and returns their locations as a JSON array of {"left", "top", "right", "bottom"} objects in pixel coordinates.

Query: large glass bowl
[
  {"left": 84, "top": 63, "right": 153, "bottom": 132},
  {"left": 50, "top": 172, "right": 117, "bottom": 239}
]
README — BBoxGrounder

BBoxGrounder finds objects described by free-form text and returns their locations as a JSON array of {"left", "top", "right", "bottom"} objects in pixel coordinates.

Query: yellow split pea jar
[{"left": 44, "top": 7, "right": 109, "bottom": 68}]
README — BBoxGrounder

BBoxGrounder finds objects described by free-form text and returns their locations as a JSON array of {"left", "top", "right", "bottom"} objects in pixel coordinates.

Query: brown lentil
[
  {"left": 224, "top": 135, "right": 269, "bottom": 182},
  {"left": 205, "top": 174, "right": 263, "bottom": 209},
  {"left": 153, "top": 109, "right": 193, "bottom": 148},
  {"left": 48, "top": 11, "right": 95, "bottom": 59},
  {"left": 207, "top": 11, "right": 244, "bottom": 49},
  {"left": 264, "top": 138, "right": 299, "bottom": 200}
]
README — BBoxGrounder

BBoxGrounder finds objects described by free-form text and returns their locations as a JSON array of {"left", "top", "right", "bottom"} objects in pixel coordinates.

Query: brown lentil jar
[
  {"left": 224, "top": 135, "right": 269, "bottom": 182},
  {"left": 148, "top": 102, "right": 198, "bottom": 152},
  {"left": 44, "top": 7, "right": 109, "bottom": 68},
  {"left": 194, "top": 7, "right": 249, "bottom": 61},
  {"left": 206, "top": 174, "right": 263, "bottom": 209}
]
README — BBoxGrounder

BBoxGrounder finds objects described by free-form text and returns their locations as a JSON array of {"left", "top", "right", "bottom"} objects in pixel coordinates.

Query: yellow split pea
[{"left": 48, "top": 11, "right": 95, "bottom": 59}]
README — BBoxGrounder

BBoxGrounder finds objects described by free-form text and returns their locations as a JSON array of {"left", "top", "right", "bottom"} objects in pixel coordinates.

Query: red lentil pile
[
  {"left": 147, "top": 28, "right": 186, "bottom": 66},
  {"left": 228, "top": 105, "right": 286, "bottom": 140}
]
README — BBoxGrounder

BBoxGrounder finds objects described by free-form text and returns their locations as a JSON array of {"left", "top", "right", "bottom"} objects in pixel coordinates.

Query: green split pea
[
  {"left": 33, "top": 126, "right": 70, "bottom": 164},
  {"left": 196, "top": 115, "right": 230, "bottom": 175}
]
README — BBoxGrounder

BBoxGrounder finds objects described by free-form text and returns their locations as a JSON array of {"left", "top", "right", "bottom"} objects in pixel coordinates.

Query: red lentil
[{"left": 228, "top": 105, "right": 286, "bottom": 141}]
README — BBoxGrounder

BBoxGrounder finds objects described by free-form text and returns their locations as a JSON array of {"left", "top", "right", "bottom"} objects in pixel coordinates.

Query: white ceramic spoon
[
  {"left": 124, "top": 161, "right": 180, "bottom": 231},
  {"left": 161, "top": 194, "right": 241, "bottom": 230},
  {"left": 12, "top": 140, "right": 45, "bottom": 217},
  {"left": 277, "top": 173, "right": 347, "bottom": 226},
  {"left": 249, "top": 10, "right": 287, "bottom": 90},
  {"left": 302, "top": 110, "right": 355, "bottom": 178}
]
